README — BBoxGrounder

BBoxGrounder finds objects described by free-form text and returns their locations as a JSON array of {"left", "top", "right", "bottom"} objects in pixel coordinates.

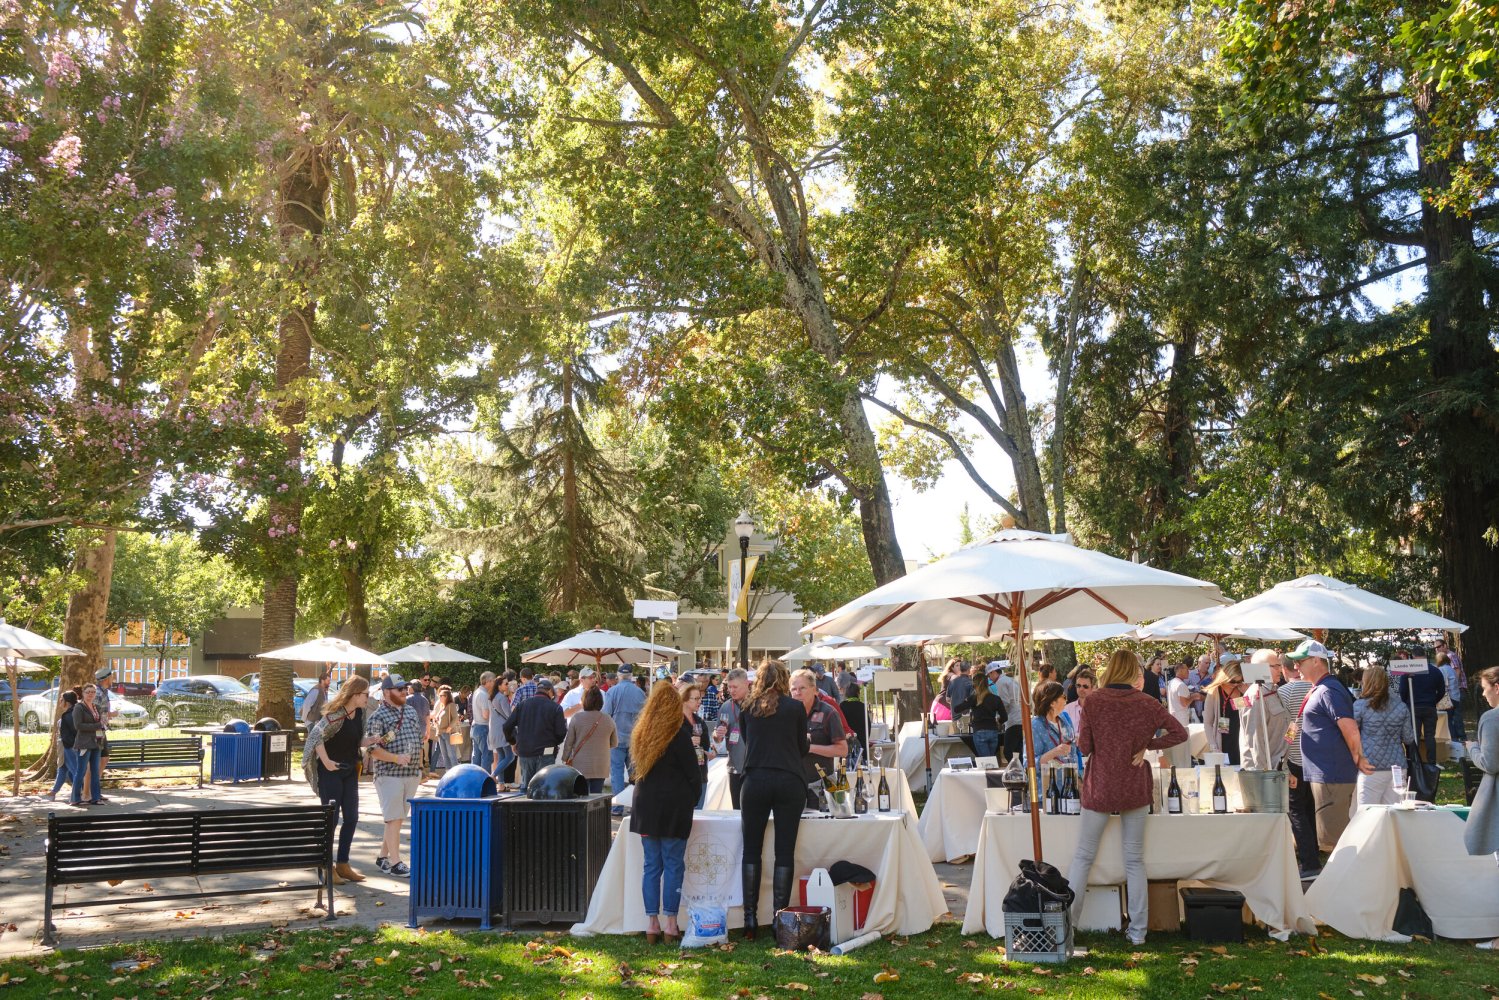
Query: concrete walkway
[{"left": 0, "top": 779, "right": 970, "bottom": 957}]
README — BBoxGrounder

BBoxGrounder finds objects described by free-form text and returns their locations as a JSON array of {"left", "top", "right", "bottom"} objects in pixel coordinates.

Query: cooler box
[
  {"left": 1180, "top": 886, "right": 1245, "bottom": 942},
  {"left": 799, "top": 869, "right": 873, "bottom": 945}
]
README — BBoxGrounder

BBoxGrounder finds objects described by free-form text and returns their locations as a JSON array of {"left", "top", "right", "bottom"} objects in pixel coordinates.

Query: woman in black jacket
[
  {"left": 49, "top": 689, "right": 81, "bottom": 801},
  {"left": 739, "top": 661, "right": 809, "bottom": 940},
  {"left": 954, "top": 674, "right": 1008, "bottom": 761},
  {"left": 629, "top": 681, "right": 703, "bottom": 945}
]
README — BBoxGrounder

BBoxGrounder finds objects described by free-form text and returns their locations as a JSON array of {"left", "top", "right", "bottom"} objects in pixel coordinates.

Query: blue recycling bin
[
  {"left": 210, "top": 732, "right": 264, "bottom": 783},
  {"left": 408, "top": 796, "right": 505, "bottom": 929}
]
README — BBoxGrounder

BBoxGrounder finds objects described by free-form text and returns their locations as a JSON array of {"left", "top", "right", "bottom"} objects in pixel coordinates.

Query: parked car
[
  {"left": 147, "top": 675, "right": 259, "bottom": 728},
  {"left": 20, "top": 686, "right": 149, "bottom": 733},
  {"left": 243, "top": 676, "right": 319, "bottom": 718}
]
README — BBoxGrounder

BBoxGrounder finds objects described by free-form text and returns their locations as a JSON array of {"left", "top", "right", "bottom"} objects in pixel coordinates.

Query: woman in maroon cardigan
[{"left": 1066, "top": 649, "right": 1188, "bottom": 945}]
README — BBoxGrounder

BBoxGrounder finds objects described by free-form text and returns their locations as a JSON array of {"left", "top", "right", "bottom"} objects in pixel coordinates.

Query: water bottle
[{"left": 1391, "top": 764, "right": 1406, "bottom": 794}]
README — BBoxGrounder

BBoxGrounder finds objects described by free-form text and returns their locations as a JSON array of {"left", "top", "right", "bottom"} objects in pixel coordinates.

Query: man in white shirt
[
  {"left": 561, "top": 666, "right": 598, "bottom": 719},
  {"left": 469, "top": 671, "right": 494, "bottom": 768},
  {"left": 1166, "top": 662, "right": 1197, "bottom": 768}
]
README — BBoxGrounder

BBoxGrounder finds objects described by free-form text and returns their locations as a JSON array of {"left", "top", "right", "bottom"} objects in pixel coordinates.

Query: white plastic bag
[{"left": 680, "top": 903, "right": 728, "bottom": 948}]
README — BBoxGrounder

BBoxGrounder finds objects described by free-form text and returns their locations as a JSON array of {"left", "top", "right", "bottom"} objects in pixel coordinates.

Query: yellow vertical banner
[{"left": 727, "top": 555, "right": 760, "bottom": 622}]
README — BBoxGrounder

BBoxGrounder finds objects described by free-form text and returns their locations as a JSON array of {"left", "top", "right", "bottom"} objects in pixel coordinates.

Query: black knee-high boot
[
  {"left": 740, "top": 862, "right": 762, "bottom": 939},
  {"left": 772, "top": 866, "right": 795, "bottom": 913}
]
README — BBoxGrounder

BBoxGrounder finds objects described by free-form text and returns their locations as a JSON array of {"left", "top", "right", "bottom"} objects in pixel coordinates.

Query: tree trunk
[
  {"left": 343, "top": 563, "right": 370, "bottom": 649},
  {"left": 259, "top": 147, "right": 327, "bottom": 668},
  {"left": 60, "top": 530, "right": 117, "bottom": 692},
  {"left": 560, "top": 358, "right": 580, "bottom": 612},
  {"left": 1154, "top": 317, "right": 1199, "bottom": 568},
  {"left": 1414, "top": 84, "right": 1499, "bottom": 679}
]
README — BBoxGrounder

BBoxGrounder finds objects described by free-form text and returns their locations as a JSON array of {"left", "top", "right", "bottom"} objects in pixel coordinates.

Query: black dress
[{"left": 629, "top": 721, "right": 702, "bottom": 840}]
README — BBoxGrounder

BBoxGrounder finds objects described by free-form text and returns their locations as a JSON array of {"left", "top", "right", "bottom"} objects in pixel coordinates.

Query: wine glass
[{"left": 871, "top": 742, "right": 885, "bottom": 770}]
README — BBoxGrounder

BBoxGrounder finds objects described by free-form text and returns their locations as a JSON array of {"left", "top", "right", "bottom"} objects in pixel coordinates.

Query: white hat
[
  {"left": 1286, "top": 639, "right": 1331, "bottom": 662},
  {"left": 1218, "top": 652, "right": 1242, "bottom": 667}
]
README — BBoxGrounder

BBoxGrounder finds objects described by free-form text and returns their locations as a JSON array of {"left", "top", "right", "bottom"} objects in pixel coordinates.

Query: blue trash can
[
  {"left": 408, "top": 796, "right": 504, "bottom": 929},
  {"left": 210, "top": 732, "right": 264, "bottom": 783}
]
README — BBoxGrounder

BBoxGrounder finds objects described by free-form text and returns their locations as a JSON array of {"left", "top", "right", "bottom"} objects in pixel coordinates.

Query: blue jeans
[
  {"left": 611, "top": 745, "right": 630, "bottom": 797},
  {"left": 470, "top": 724, "right": 489, "bottom": 767},
  {"left": 1448, "top": 705, "right": 1467, "bottom": 742},
  {"left": 641, "top": 835, "right": 687, "bottom": 917},
  {"left": 50, "top": 747, "right": 77, "bottom": 796},
  {"left": 71, "top": 748, "right": 101, "bottom": 804},
  {"left": 519, "top": 752, "right": 554, "bottom": 788},
  {"left": 432, "top": 738, "right": 457, "bottom": 770},
  {"left": 972, "top": 729, "right": 1000, "bottom": 759},
  {"left": 492, "top": 743, "right": 514, "bottom": 780}
]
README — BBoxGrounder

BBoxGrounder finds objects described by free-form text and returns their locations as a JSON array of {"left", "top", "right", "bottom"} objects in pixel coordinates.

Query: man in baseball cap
[{"left": 1284, "top": 638, "right": 1369, "bottom": 867}]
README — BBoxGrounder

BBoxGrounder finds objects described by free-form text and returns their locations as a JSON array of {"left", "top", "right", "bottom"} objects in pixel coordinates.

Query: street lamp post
[{"left": 733, "top": 512, "right": 754, "bottom": 673}]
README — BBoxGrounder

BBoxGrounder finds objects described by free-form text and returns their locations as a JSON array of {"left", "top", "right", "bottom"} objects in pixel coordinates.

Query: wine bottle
[
  {"left": 854, "top": 769, "right": 868, "bottom": 814},
  {"left": 1065, "top": 766, "right": 1081, "bottom": 815},
  {"left": 877, "top": 768, "right": 892, "bottom": 812},
  {"left": 1212, "top": 764, "right": 1228, "bottom": 814},
  {"left": 1167, "top": 766, "right": 1183, "bottom": 814},
  {"left": 1047, "top": 766, "right": 1060, "bottom": 815}
]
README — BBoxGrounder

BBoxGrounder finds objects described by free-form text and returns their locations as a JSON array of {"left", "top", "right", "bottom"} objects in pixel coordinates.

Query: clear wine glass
[{"left": 871, "top": 743, "right": 885, "bottom": 769}]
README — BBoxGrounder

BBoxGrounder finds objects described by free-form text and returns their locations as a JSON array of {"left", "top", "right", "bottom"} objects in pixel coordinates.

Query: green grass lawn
[{"left": 0, "top": 920, "right": 1491, "bottom": 999}]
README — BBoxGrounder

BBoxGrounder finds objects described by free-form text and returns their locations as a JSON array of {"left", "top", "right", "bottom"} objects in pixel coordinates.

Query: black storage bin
[
  {"left": 1179, "top": 887, "right": 1245, "bottom": 943},
  {"left": 255, "top": 721, "right": 292, "bottom": 780},
  {"left": 497, "top": 793, "right": 612, "bottom": 927}
]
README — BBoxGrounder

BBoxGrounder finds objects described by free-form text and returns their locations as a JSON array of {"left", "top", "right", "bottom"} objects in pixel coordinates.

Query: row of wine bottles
[
  {"left": 1044, "top": 764, "right": 1082, "bottom": 815},
  {"left": 1165, "top": 764, "right": 1230, "bottom": 814},
  {"left": 817, "top": 759, "right": 893, "bottom": 814}
]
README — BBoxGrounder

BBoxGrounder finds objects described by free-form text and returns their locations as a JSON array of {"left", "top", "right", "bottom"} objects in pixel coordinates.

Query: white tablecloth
[
  {"left": 897, "top": 721, "right": 971, "bottom": 792},
  {"left": 918, "top": 768, "right": 997, "bottom": 861},
  {"left": 960, "top": 811, "right": 1315, "bottom": 938},
  {"left": 572, "top": 809, "right": 947, "bottom": 936},
  {"left": 1305, "top": 806, "right": 1499, "bottom": 940}
]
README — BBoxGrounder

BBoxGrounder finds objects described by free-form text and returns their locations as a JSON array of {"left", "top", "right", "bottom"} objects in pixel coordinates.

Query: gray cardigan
[
  {"left": 1465, "top": 708, "right": 1499, "bottom": 856},
  {"left": 72, "top": 701, "right": 105, "bottom": 751}
]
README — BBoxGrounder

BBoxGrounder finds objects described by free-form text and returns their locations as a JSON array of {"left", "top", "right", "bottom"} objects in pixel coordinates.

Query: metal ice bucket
[{"left": 1236, "top": 769, "right": 1288, "bottom": 813}]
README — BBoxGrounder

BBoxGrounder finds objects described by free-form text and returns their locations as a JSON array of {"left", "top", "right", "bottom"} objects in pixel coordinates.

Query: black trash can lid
[{"left": 252, "top": 717, "right": 280, "bottom": 731}]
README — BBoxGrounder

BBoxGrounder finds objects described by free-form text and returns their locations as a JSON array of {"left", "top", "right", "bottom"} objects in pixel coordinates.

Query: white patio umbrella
[
  {"left": 805, "top": 529, "right": 1226, "bottom": 861},
  {"left": 381, "top": 640, "right": 489, "bottom": 664},
  {"left": 2, "top": 619, "right": 84, "bottom": 797},
  {"left": 522, "top": 629, "right": 685, "bottom": 668},
  {"left": 259, "top": 636, "right": 393, "bottom": 666},
  {"left": 781, "top": 638, "right": 850, "bottom": 662},
  {"left": 814, "top": 643, "right": 890, "bottom": 661},
  {"left": 1136, "top": 574, "right": 1466, "bottom": 636}
]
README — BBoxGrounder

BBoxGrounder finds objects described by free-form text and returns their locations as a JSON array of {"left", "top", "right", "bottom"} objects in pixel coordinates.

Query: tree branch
[{"left": 862, "top": 393, "right": 1022, "bottom": 521}]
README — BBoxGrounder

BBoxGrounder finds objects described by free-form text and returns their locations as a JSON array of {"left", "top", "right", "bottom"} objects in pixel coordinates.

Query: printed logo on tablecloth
[{"left": 682, "top": 828, "right": 741, "bottom": 905}]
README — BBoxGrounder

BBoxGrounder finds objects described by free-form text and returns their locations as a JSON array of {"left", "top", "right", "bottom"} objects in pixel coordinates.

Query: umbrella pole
[
  {"left": 8, "top": 660, "right": 20, "bottom": 798},
  {"left": 1011, "top": 599, "right": 1042, "bottom": 863}
]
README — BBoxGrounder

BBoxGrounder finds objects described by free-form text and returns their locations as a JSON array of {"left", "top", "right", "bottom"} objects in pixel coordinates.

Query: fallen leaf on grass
[
  {"left": 956, "top": 972, "right": 986, "bottom": 984},
  {"left": 1355, "top": 975, "right": 1387, "bottom": 986},
  {"left": 1214, "top": 984, "right": 1242, "bottom": 994},
  {"left": 873, "top": 968, "right": 900, "bottom": 984},
  {"left": 778, "top": 985, "right": 809, "bottom": 992},
  {"left": 860, "top": 994, "right": 884, "bottom": 1000}
]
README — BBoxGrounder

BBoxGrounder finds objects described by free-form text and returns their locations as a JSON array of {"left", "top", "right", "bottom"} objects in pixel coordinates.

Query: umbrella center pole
[{"left": 1011, "top": 599, "right": 1044, "bottom": 864}]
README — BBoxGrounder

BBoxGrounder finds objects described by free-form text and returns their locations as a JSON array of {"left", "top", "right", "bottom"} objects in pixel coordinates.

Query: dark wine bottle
[
  {"left": 1167, "top": 765, "right": 1183, "bottom": 814},
  {"left": 1212, "top": 764, "right": 1228, "bottom": 814},
  {"left": 1066, "top": 766, "right": 1082, "bottom": 814},
  {"left": 854, "top": 769, "right": 868, "bottom": 814},
  {"left": 877, "top": 768, "right": 892, "bottom": 812},
  {"left": 1047, "top": 766, "right": 1061, "bottom": 815}
]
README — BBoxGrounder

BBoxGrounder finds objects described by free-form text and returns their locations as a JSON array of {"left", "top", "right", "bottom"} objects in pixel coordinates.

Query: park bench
[
  {"left": 103, "top": 736, "right": 206, "bottom": 786},
  {"left": 43, "top": 802, "right": 337, "bottom": 946}
]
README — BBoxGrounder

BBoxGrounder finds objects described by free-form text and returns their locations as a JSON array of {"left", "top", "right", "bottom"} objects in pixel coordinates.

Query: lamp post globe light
[{"left": 733, "top": 512, "right": 754, "bottom": 672}]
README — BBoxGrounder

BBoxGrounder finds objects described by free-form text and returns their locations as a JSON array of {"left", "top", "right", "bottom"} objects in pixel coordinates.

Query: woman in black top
[
  {"left": 739, "top": 661, "right": 809, "bottom": 940},
  {"left": 954, "top": 676, "right": 1008, "bottom": 761},
  {"left": 841, "top": 684, "right": 868, "bottom": 764},
  {"left": 678, "top": 681, "right": 716, "bottom": 807},
  {"left": 49, "top": 689, "right": 80, "bottom": 801},
  {"left": 311, "top": 675, "right": 370, "bottom": 883},
  {"left": 629, "top": 681, "right": 703, "bottom": 944}
]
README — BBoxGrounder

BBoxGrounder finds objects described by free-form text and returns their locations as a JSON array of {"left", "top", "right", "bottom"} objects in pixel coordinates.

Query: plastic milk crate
[{"left": 1003, "top": 898, "right": 1074, "bottom": 964}]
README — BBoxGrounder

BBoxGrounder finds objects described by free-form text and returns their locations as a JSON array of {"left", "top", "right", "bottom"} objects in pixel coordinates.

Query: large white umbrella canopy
[
  {"left": 804, "top": 530, "right": 1225, "bottom": 864},
  {"left": 805, "top": 530, "right": 1227, "bottom": 641},
  {"left": 866, "top": 633, "right": 991, "bottom": 646},
  {"left": 259, "top": 636, "right": 393, "bottom": 665},
  {"left": 381, "top": 640, "right": 488, "bottom": 664},
  {"left": 818, "top": 644, "right": 890, "bottom": 661},
  {"left": 1137, "top": 608, "right": 1307, "bottom": 643},
  {"left": 781, "top": 639, "right": 846, "bottom": 662},
  {"left": 1137, "top": 574, "right": 1466, "bottom": 635},
  {"left": 1, "top": 620, "right": 84, "bottom": 797},
  {"left": 7, "top": 657, "right": 48, "bottom": 672},
  {"left": 1031, "top": 623, "right": 1140, "bottom": 643},
  {"left": 522, "top": 629, "right": 685, "bottom": 667}
]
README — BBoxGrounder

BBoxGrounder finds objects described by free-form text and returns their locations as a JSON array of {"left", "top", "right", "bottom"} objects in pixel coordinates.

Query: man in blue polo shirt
[{"left": 1286, "top": 639, "right": 1372, "bottom": 859}]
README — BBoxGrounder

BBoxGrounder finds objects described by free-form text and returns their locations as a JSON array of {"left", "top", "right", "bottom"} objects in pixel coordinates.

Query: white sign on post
[
  {"left": 633, "top": 599, "right": 678, "bottom": 621},
  {"left": 873, "top": 671, "right": 919, "bottom": 692},
  {"left": 1389, "top": 658, "right": 1428, "bottom": 676}
]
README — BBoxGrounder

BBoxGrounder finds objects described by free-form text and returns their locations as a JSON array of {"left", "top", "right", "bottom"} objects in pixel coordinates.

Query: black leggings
[
  {"left": 316, "top": 764, "right": 360, "bottom": 863},
  {"left": 740, "top": 769, "right": 804, "bottom": 869}
]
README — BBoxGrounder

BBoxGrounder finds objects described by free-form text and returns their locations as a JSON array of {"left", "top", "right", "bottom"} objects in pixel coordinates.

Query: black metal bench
[
  {"left": 103, "top": 736, "right": 206, "bottom": 786},
  {"left": 43, "top": 803, "right": 337, "bottom": 946}
]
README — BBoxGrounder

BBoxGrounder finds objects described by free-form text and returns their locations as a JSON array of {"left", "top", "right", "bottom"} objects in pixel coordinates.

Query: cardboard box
[
  {"left": 800, "top": 869, "right": 873, "bottom": 945},
  {"left": 1147, "top": 880, "right": 1181, "bottom": 932}
]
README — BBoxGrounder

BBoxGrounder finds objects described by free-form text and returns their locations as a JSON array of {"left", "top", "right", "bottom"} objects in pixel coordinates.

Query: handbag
[
  {"left": 1436, "top": 694, "right": 1453, "bottom": 711},
  {"left": 1404, "top": 744, "right": 1441, "bottom": 802},
  {"left": 1392, "top": 887, "right": 1433, "bottom": 938}
]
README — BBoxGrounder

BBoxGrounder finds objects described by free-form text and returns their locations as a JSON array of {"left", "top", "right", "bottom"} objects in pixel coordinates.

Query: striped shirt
[{"left": 1277, "top": 680, "right": 1314, "bottom": 767}]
